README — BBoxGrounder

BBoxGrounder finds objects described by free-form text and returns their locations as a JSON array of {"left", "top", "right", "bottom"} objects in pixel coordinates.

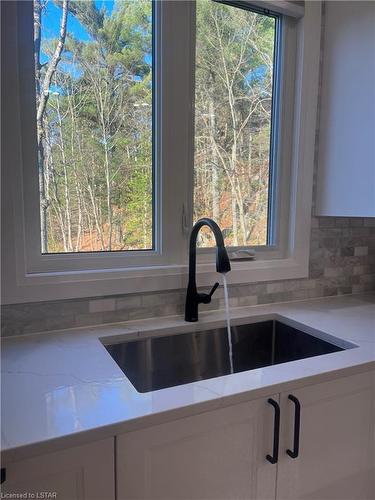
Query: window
[
  {"left": 33, "top": 0, "right": 154, "bottom": 254},
  {"left": 194, "top": 1, "right": 279, "bottom": 249},
  {"left": 2, "top": 0, "right": 321, "bottom": 302},
  {"left": 34, "top": 0, "right": 279, "bottom": 255}
]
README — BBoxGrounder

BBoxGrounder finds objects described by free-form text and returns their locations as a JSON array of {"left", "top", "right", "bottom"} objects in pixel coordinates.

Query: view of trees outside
[
  {"left": 34, "top": 0, "right": 276, "bottom": 254},
  {"left": 194, "top": 1, "right": 276, "bottom": 247},
  {"left": 34, "top": 0, "right": 153, "bottom": 253}
]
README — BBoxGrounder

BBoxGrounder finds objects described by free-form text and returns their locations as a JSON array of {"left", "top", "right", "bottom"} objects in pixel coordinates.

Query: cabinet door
[
  {"left": 2, "top": 438, "right": 115, "bottom": 500},
  {"left": 117, "top": 398, "right": 278, "bottom": 500},
  {"left": 315, "top": 1, "right": 375, "bottom": 217},
  {"left": 277, "top": 371, "right": 375, "bottom": 500}
]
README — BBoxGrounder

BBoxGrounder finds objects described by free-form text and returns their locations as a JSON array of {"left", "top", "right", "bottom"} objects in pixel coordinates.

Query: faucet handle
[
  {"left": 209, "top": 282, "right": 219, "bottom": 298},
  {"left": 198, "top": 282, "right": 219, "bottom": 305}
]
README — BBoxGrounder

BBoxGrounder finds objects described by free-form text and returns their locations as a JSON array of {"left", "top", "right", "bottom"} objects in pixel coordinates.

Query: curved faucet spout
[{"left": 185, "top": 218, "right": 231, "bottom": 322}]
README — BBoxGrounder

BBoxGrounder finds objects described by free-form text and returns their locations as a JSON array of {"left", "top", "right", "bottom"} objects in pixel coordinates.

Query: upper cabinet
[{"left": 315, "top": 1, "right": 375, "bottom": 217}]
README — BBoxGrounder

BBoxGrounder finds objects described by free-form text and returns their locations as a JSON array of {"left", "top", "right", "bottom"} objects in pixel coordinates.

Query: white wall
[{"left": 316, "top": 1, "right": 375, "bottom": 217}]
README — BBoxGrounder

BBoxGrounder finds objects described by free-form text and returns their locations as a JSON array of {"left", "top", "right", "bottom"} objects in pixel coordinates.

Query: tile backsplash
[{"left": 2, "top": 216, "right": 375, "bottom": 337}]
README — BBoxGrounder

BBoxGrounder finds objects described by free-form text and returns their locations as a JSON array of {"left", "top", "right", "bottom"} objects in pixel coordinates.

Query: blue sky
[
  {"left": 41, "top": 1, "right": 115, "bottom": 80},
  {"left": 42, "top": 0, "right": 115, "bottom": 41},
  {"left": 41, "top": 0, "right": 152, "bottom": 84}
]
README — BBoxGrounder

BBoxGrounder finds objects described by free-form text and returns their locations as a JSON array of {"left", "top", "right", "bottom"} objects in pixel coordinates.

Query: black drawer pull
[
  {"left": 266, "top": 398, "right": 280, "bottom": 464},
  {"left": 286, "top": 394, "right": 301, "bottom": 459}
]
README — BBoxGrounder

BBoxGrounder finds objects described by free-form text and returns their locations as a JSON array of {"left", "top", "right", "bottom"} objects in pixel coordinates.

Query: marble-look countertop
[{"left": 2, "top": 293, "right": 375, "bottom": 463}]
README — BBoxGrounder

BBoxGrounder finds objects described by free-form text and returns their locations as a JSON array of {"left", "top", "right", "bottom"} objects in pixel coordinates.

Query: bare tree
[
  {"left": 194, "top": 2, "right": 274, "bottom": 247},
  {"left": 34, "top": 0, "right": 69, "bottom": 252}
]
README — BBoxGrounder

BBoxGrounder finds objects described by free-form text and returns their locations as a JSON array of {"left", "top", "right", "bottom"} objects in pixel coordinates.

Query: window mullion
[{"left": 160, "top": 0, "right": 195, "bottom": 265}]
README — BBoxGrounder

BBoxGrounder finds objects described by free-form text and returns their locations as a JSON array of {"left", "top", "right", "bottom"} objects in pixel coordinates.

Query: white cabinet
[
  {"left": 116, "top": 397, "right": 279, "bottom": 500},
  {"left": 117, "top": 372, "right": 375, "bottom": 500},
  {"left": 315, "top": 1, "right": 375, "bottom": 217},
  {"left": 2, "top": 439, "right": 115, "bottom": 500},
  {"left": 277, "top": 371, "right": 375, "bottom": 500}
]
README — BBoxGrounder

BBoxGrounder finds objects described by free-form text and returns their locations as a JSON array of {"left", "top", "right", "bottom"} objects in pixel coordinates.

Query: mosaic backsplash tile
[{"left": 2, "top": 216, "right": 374, "bottom": 337}]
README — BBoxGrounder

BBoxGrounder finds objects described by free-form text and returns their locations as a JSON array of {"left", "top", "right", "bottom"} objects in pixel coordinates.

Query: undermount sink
[{"left": 103, "top": 320, "right": 350, "bottom": 393}]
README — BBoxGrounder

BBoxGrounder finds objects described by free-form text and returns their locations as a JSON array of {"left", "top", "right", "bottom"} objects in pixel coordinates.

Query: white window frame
[
  {"left": 1, "top": 0, "right": 321, "bottom": 304},
  {"left": 14, "top": 0, "right": 191, "bottom": 272}
]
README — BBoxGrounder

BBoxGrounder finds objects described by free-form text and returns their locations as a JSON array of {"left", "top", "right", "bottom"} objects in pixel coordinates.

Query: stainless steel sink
[{"left": 104, "top": 320, "right": 347, "bottom": 393}]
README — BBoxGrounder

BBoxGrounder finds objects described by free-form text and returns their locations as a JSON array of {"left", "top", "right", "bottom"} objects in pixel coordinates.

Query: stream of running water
[{"left": 222, "top": 274, "right": 234, "bottom": 374}]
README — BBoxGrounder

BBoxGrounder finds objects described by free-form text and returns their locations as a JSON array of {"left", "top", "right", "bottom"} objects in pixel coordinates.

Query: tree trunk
[
  {"left": 56, "top": 96, "right": 73, "bottom": 251},
  {"left": 209, "top": 98, "right": 220, "bottom": 222},
  {"left": 231, "top": 186, "right": 238, "bottom": 246},
  {"left": 33, "top": 0, "right": 69, "bottom": 253}
]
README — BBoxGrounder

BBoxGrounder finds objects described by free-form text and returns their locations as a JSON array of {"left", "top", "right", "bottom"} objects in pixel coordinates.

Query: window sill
[{"left": 3, "top": 255, "right": 309, "bottom": 304}]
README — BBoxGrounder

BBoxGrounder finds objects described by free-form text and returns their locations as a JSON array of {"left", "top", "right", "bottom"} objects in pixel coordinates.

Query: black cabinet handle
[
  {"left": 266, "top": 398, "right": 280, "bottom": 464},
  {"left": 1, "top": 467, "right": 6, "bottom": 484},
  {"left": 286, "top": 394, "right": 301, "bottom": 459}
]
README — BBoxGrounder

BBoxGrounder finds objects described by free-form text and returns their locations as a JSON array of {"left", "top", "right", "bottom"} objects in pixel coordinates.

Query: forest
[{"left": 34, "top": 0, "right": 275, "bottom": 253}]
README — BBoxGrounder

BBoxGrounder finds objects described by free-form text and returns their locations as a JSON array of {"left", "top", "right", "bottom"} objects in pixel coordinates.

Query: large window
[
  {"left": 34, "top": 0, "right": 278, "bottom": 255},
  {"left": 194, "top": 1, "right": 279, "bottom": 249},
  {"left": 2, "top": 0, "right": 320, "bottom": 302},
  {"left": 33, "top": 0, "right": 153, "bottom": 253}
]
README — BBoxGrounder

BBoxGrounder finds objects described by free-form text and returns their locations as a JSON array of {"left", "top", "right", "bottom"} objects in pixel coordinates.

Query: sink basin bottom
[{"left": 104, "top": 320, "right": 345, "bottom": 393}]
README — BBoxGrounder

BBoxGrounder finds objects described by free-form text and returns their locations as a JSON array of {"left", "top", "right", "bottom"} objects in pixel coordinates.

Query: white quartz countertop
[{"left": 2, "top": 294, "right": 375, "bottom": 463}]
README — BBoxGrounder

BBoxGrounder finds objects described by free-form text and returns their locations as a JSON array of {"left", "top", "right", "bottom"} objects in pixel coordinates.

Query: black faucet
[{"left": 185, "top": 218, "right": 231, "bottom": 322}]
